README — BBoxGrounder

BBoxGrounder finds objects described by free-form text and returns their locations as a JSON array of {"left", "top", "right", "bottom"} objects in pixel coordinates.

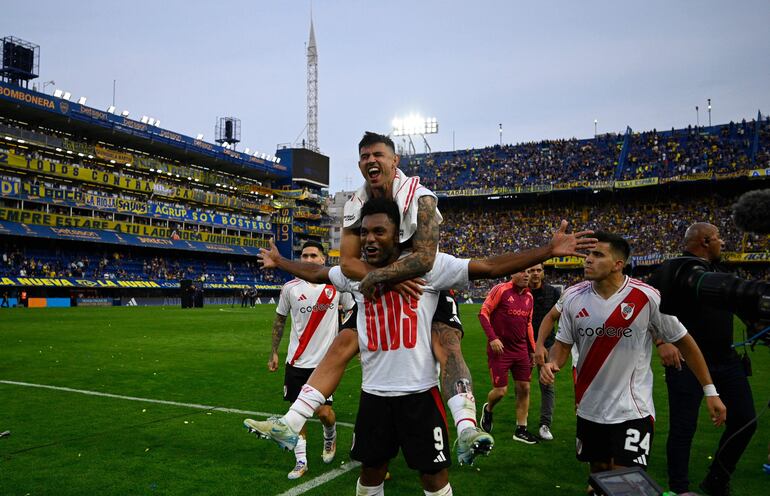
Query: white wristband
[{"left": 703, "top": 384, "right": 719, "bottom": 397}]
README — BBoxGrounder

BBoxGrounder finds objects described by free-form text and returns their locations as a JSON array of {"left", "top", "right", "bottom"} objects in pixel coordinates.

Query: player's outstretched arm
[
  {"left": 467, "top": 220, "right": 595, "bottom": 280},
  {"left": 259, "top": 239, "right": 332, "bottom": 284},
  {"left": 540, "top": 340, "right": 571, "bottom": 385},
  {"left": 672, "top": 334, "right": 727, "bottom": 426},
  {"left": 268, "top": 313, "right": 287, "bottom": 371},
  {"left": 534, "top": 306, "right": 561, "bottom": 366},
  {"left": 358, "top": 196, "right": 439, "bottom": 299}
]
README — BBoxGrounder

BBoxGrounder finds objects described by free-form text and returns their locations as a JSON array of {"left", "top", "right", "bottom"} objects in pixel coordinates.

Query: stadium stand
[
  {"left": 0, "top": 77, "right": 330, "bottom": 307},
  {"left": 400, "top": 115, "right": 770, "bottom": 299}
]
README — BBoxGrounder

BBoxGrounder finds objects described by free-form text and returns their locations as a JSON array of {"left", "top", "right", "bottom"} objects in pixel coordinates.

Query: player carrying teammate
[{"left": 251, "top": 198, "right": 595, "bottom": 494}]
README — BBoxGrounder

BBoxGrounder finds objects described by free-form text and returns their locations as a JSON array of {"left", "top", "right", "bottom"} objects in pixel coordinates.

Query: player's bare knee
[
  {"left": 420, "top": 468, "right": 449, "bottom": 492},
  {"left": 360, "top": 463, "right": 389, "bottom": 485}
]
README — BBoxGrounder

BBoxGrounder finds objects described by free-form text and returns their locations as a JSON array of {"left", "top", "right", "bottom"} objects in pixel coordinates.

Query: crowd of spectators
[
  {"left": 401, "top": 117, "right": 770, "bottom": 191},
  {"left": 0, "top": 243, "right": 283, "bottom": 285},
  {"left": 438, "top": 191, "right": 769, "bottom": 297}
]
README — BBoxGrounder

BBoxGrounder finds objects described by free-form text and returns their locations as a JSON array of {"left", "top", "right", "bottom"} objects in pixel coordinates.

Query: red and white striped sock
[
  {"left": 447, "top": 393, "right": 477, "bottom": 436},
  {"left": 285, "top": 385, "right": 325, "bottom": 433}
]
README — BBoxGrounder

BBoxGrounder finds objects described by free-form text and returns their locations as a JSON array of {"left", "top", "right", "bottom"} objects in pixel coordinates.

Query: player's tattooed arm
[
  {"left": 268, "top": 314, "right": 287, "bottom": 371},
  {"left": 359, "top": 196, "right": 439, "bottom": 299}
]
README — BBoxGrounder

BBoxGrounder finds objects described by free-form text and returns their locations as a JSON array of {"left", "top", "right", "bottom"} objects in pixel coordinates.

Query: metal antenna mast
[{"left": 307, "top": 13, "right": 318, "bottom": 151}]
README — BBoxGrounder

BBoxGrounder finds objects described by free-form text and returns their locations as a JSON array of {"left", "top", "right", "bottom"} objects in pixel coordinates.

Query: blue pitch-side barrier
[
  {"left": 0, "top": 220, "right": 264, "bottom": 256},
  {"left": 0, "top": 81, "right": 290, "bottom": 178}
]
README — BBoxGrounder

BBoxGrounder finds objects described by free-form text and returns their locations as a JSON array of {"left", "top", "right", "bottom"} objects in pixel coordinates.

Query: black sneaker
[
  {"left": 480, "top": 403, "right": 493, "bottom": 433},
  {"left": 699, "top": 473, "right": 731, "bottom": 496},
  {"left": 512, "top": 427, "right": 538, "bottom": 445}
]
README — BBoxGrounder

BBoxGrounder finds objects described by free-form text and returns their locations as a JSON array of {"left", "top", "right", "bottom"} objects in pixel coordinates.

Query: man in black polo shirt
[
  {"left": 649, "top": 222, "right": 756, "bottom": 496},
  {"left": 526, "top": 263, "right": 561, "bottom": 441}
]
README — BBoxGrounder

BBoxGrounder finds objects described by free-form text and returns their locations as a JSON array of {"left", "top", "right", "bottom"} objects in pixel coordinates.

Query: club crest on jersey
[
  {"left": 621, "top": 302, "right": 635, "bottom": 320},
  {"left": 324, "top": 288, "right": 334, "bottom": 299}
]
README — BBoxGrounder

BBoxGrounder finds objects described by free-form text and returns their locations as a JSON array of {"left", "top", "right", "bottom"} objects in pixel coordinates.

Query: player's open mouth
[
  {"left": 365, "top": 246, "right": 379, "bottom": 258},
  {"left": 367, "top": 166, "right": 381, "bottom": 181}
]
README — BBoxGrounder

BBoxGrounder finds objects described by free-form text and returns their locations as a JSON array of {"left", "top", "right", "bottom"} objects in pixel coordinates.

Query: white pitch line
[
  {"left": 276, "top": 461, "right": 361, "bottom": 496},
  {"left": 0, "top": 380, "right": 354, "bottom": 428}
]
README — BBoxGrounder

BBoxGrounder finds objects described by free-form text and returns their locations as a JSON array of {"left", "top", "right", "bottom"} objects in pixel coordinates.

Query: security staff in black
[
  {"left": 649, "top": 222, "right": 756, "bottom": 496},
  {"left": 526, "top": 263, "right": 560, "bottom": 439}
]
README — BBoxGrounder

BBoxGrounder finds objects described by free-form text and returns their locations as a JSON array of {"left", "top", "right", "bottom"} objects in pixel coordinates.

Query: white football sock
[
  {"left": 447, "top": 393, "right": 477, "bottom": 435},
  {"left": 323, "top": 422, "right": 336, "bottom": 440},
  {"left": 285, "top": 385, "right": 326, "bottom": 433},
  {"left": 294, "top": 435, "right": 307, "bottom": 464},
  {"left": 356, "top": 478, "right": 384, "bottom": 496},
  {"left": 424, "top": 483, "right": 453, "bottom": 496}
]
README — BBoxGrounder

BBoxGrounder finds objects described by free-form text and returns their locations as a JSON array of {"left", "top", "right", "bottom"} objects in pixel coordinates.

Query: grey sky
[{"left": 4, "top": 0, "right": 769, "bottom": 193}]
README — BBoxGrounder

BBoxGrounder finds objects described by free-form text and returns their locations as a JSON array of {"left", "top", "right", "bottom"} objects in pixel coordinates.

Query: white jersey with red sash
[
  {"left": 276, "top": 279, "right": 353, "bottom": 369},
  {"left": 328, "top": 253, "right": 470, "bottom": 396},
  {"left": 555, "top": 276, "right": 687, "bottom": 424}
]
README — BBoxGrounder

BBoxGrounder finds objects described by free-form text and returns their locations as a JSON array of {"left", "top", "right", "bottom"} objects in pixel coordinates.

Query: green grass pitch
[{"left": 1, "top": 305, "right": 768, "bottom": 495}]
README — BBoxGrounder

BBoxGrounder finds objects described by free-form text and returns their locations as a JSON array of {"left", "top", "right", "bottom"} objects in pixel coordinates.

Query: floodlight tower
[
  {"left": 307, "top": 16, "right": 319, "bottom": 152},
  {"left": 391, "top": 115, "right": 438, "bottom": 155}
]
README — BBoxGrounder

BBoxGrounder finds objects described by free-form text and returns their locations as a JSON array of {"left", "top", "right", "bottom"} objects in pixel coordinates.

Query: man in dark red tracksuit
[{"left": 478, "top": 271, "right": 539, "bottom": 444}]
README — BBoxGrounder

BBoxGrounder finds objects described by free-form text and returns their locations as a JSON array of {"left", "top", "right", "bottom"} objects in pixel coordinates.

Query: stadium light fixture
[
  {"left": 66, "top": 150, "right": 73, "bottom": 154},
  {"left": 166, "top": 172, "right": 172, "bottom": 176},
  {"left": 194, "top": 178, "right": 199, "bottom": 182},
  {"left": 140, "top": 116, "right": 149, "bottom": 124},
  {"left": 187, "top": 177, "right": 192, "bottom": 181},
  {"left": 260, "top": 153, "right": 267, "bottom": 159},
  {"left": 215, "top": 183, "right": 221, "bottom": 187},
  {"left": 88, "top": 154, "right": 94, "bottom": 159},
  {"left": 107, "top": 105, "right": 116, "bottom": 114},
  {"left": 55, "top": 147, "right": 62, "bottom": 152},
  {"left": 110, "top": 160, "right": 116, "bottom": 164},
  {"left": 62, "top": 92, "right": 72, "bottom": 101},
  {"left": 149, "top": 168, "right": 155, "bottom": 172},
  {"left": 77, "top": 96, "right": 87, "bottom": 105},
  {"left": 77, "top": 153, "right": 84, "bottom": 157},
  {"left": 196, "top": 133, "right": 204, "bottom": 140},
  {"left": 148, "top": 118, "right": 156, "bottom": 126},
  {"left": 154, "top": 120, "right": 160, "bottom": 127},
  {"left": 244, "top": 148, "right": 250, "bottom": 154},
  {"left": 17, "top": 139, "right": 25, "bottom": 144},
  {"left": 5, "top": 136, "right": 13, "bottom": 140},
  {"left": 53, "top": 89, "right": 63, "bottom": 98},
  {"left": 121, "top": 110, "right": 130, "bottom": 117},
  {"left": 276, "top": 157, "right": 281, "bottom": 164},
  {"left": 392, "top": 114, "right": 438, "bottom": 136}
]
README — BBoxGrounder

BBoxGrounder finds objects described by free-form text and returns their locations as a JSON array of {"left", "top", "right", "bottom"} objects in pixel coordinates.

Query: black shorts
[
  {"left": 283, "top": 364, "right": 333, "bottom": 404},
  {"left": 576, "top": 415, "right": 654, "bottom": 468},
  {"left": 340, "top": 303, "right": 358, "bottom": 330},
  {"left": 350, "top": 387, "right": 451, "bottom": 473},
  {"left": 434, "top": 290, "right": 464, "bottom": 336}
]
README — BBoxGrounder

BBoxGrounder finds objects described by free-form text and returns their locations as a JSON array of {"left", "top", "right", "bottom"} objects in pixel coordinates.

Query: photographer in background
[{"left": 649, "top": 223, "right": 756, "bottom": 496}]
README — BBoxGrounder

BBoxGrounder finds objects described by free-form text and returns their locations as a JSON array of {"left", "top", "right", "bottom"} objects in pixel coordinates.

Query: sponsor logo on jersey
[
  {"left": 621, "top": 303, "right": 635, "bottom": 320},
  {"left": 576, "top": 325, "right": 633, "bottom": 338},
  {"left": 506, "top": 308, "right": 531, "bottom": 317},
  {"left": 298, "top": 302, "right": 336, "bottom": 313},
  {"left": 576, "top": 307, "right": 590, "bottom": 318}
]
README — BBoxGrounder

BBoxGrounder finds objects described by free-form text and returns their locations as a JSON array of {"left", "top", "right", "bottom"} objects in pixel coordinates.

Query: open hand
[
  {"left": 258, "top": 239, "right": 282, "bottom": 270},
  {"left": 550, "top": 220, "right": 597, "bottom": 258}
]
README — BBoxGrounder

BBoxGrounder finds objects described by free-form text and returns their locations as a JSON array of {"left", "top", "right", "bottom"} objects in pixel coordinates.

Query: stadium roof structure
[{"left": 0, "top": 81, "right": 290, "bottom": 183}]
